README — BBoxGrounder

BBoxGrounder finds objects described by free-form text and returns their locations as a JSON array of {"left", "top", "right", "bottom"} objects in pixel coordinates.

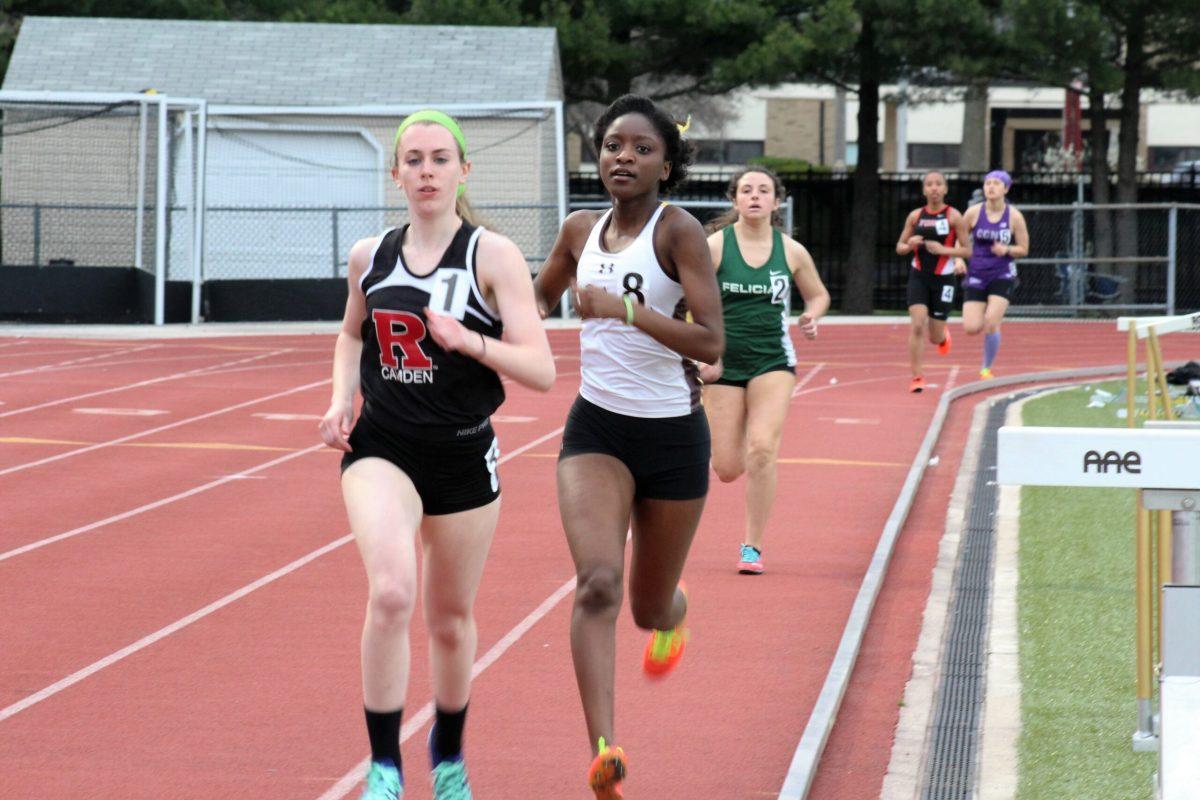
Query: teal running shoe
[
  {"left": 738, "top": 543, "right": 764, "bottom": 575},
  {"left": 359, "top": 759, "right": 403, "bottom": 800},
  {"left": 431, "top": 758, "right": 472, "bottom": 800}
]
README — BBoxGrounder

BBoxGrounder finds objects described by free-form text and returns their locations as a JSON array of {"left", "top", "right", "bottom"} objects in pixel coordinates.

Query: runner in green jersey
[{"left": 699, "top": 167, "right": 829, "bottom": 575}]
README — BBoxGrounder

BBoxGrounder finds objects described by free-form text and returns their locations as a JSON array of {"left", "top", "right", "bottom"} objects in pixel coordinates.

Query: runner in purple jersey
[{"left": 961, "top": 170, "right": 1029, "bottom": 379}]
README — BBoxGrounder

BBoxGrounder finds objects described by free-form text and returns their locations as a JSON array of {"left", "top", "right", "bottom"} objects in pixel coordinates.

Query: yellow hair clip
[{"left": 676, "top": 115, "right": 691, "bottom": 135}]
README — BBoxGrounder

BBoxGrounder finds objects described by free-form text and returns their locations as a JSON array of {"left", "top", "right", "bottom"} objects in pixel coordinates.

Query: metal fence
[
  {"left": 572, "top": 171, "right": 1200, "bottom": 313},
  {"left": 0, "top": 92, "right": 206, "bottom": 323},
  {"left": 1, "top": 91, "right": 568, "bottom": 323},
  {"left": 191, "top": 203, "right": 561, "bottom": 281}
]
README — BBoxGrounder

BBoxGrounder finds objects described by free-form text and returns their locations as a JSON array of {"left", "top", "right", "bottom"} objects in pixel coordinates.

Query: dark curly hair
[{"left": 592, "top": 94, "right": 695, "bottom": 195}]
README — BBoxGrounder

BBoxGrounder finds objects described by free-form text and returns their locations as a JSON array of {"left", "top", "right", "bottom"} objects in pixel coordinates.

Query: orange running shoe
[
  {"left": 909, "top": 375, "right": 926, "bottom": 393},
  {"left": 979, "top": 367, "right": 994, "bottom": 380},
  {"left": 642, "top": 583, "right": 688, "bottom": 678},
  {"left": 937, "top": 328, "right": 952, "bottom": 356},
  {"left": 588, "top": 737, "right": 626, "bottom": 799}
]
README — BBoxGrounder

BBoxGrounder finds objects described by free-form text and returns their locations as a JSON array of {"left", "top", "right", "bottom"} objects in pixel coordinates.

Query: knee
[
  {"left": 712, "top": 455, "right": 744, "bottom": 483},
  {"left": 574, "top": 565, "right": 623, "bottom": 617},
  {"left": 964, "top": 321, "right": 983, "bottom": 335},
  {"left": 910, "top": 319, "right": 927, "bottom": 337},
  {"left": 367, "top": 577, "right": 416, "bottom": 629},
  {"left": 745, "top": 438, "right": 777, "bottom": 474},
  {"left": 426, "top": 608, "right": 472, "bottom": 651}
]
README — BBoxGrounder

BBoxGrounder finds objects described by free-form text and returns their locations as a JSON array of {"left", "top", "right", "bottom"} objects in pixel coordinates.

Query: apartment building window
[
  {"left": 693, "top": 139, "right": 765, "bottom": 165},
  {"left": 907, "top": 143, "right": 961, "bottom": 168},
  {"left": 1148, "top": 146, "right": 1200, "bottom": 171}
]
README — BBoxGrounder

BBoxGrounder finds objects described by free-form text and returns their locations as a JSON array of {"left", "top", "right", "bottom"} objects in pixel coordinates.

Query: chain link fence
[
  {"left": 190, "top": 107, "right": 563, "bottom": 284},
  {"left": 2, "top": 94, "right": 566, "bottom": 321},
  {"left": 0, "top": 96, "right": 199, "bottom": 274},
  {"left": 1009, "top": 203, "right": 1200, "bottom": 315}
]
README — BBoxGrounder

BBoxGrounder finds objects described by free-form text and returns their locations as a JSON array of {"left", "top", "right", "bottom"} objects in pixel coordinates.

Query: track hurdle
[
  {"left": 1116, "top": 311, "right": 1200, "bottom": 747},
  {"left": 998, "top": 423, "right": 1200, "bottom": 800}
]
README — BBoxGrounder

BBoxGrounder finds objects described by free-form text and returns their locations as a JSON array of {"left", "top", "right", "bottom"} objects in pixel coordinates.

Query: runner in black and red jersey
[
  {"left": 318, "top": 110, "right": 555, "bottom": 800},
  {"left": 895, "top": 171, "right": 971, "bottom": 393}
]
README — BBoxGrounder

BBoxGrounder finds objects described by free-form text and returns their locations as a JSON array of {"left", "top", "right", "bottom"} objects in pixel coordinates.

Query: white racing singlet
[{"left": 577, "top": 204, "right": 699, "bottom": 417}]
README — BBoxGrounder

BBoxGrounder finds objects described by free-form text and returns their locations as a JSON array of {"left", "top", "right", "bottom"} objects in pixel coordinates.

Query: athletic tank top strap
[
  {"left": 585, "top": 203, "right": 669, "bottom": 268},
  {"left": 719, "top": 225, "right": 789, "bottom": 275},
  {"left": 576, "top": 203, "right": 697, "bottom": 418}
]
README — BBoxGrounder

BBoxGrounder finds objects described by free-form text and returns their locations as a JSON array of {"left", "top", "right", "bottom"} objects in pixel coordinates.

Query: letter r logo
[{"left": 372, "top": 309, "right": 433, "bottom": 369}]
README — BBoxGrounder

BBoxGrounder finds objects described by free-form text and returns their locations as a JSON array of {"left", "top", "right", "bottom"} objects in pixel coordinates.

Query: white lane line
[
  {"left": 792, "top": 373, "right": 909, "bottom": 400},
  {"left": 0, "top": 378, "right": 330, "bottom": 477},
  {"left": 317, "top": 577, "right": 578, "bottom": 800},
  {"left": 0, "top": 425, "right": 565, "bottom": 724},
  {"left": 0, "top": 345, "right": 159, "bottom": 379},
  {"left": 0, "top": 350, "right": 290, "bottom": 420},
  {"left": 791, "top": 363, "right": 826, "bottom": 397},
  {"left": 253, "top": 413, "right": 323, "bottom": 421},
  {"left": 0, "top": 535, "right": 353, "bottom": 724},
  {"left": 0, "top": 445, "right": 326, "bottom": 563},
  {"left": 73, "top": 408, "right": 169, "bottom": 417}
]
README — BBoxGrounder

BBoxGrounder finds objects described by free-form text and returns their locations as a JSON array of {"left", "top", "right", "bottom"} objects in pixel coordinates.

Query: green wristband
[{"left": 623, "top": 294, "right": 635, "bottom": 325}]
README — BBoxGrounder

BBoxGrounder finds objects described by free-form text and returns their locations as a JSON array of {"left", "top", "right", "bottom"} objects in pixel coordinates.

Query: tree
[
  {"left": 405, "top": 0, "right": 789, "bottom": 159},
  {"left": 1097, "top": 0, "right": 1200, "bottom": 289},
  {"left": 1007, "top": 0, "right": 1122, "bottom": 278},
  {"left": 1012, "top": 0, "right": 1200, "bottom": 297},
  {"left": 734, "top": 0, "right": 996, "bottom": 313}
]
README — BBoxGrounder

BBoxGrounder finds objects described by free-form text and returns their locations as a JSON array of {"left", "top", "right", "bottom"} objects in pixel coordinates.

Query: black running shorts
[
  {"left": 964, "top": 277, "right": 1015, "bottom": 303},
  {"left": 559, "top": 395, "right": 710, "bottom": 501},
  {"left": 341, "top": 413, "right": 500, "bottom": 515},
  {"left": 906, "top": 269, "right": 958, "bottom": 321}
]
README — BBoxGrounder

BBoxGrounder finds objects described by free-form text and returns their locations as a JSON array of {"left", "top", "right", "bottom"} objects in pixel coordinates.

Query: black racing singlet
[
  {"left": 357, "top": 221, "right": 504, "bottom": 437},
  {"left": 911, "top": 206, "right": 957, "bottom": 276}
]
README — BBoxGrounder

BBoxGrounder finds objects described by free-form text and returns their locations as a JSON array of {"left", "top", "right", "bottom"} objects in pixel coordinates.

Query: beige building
[
  {"left": 1, "top": 17, "right": 565, "bottom": 279},
  {"left": 654, "top": 83, "right": 1200, "bottom": 174}
]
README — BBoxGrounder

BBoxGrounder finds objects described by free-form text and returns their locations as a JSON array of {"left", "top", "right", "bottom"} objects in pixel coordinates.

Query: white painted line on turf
[
  {"left": 0, "top": 345, "right": 159, "bottom": 379},
  {"left": 0, "top": 444, "right": 326, "bottom": 563},
  {"left": 253, "top": 412, "right": 323, "bottom": 421},
  {"left": 73, "top": 408, "right": 169, "bottom": 417},
  {"left": 0, "top": 426, "right": 565, "bottom": 724},
  {"left": 817, "top": 417, "right": 880, "bottom": 425},
  {"left": 0, "top": 378, "right": 330, "bottom": 477},
  {"left": 492, "top": 415, "right": 537, "bottom": 423},
  {"left": 0, "top": 349, "right": 290, "bottom": 420}
]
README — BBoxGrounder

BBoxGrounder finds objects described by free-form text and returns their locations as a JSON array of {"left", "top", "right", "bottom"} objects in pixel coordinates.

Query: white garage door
[{"left": 174, "top": 124, "right": 384, "bottom": 280}]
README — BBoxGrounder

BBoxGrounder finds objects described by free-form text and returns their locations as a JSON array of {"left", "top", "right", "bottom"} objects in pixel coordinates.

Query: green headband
[{"left": 394, "top": 109, "right": 468, "bottom": 157}]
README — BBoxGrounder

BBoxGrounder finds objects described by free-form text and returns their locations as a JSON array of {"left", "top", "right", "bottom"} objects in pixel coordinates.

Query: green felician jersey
[{"left": 715, "top": 225, "right": 797, "bottom": 383}]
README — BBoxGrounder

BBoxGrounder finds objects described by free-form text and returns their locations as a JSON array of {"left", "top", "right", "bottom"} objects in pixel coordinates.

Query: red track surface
[{"left": 0, "top": 323, "right": 1186, "bottom": 799}]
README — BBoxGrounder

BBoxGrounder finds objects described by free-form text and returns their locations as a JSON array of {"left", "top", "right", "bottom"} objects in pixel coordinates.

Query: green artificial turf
[{"left": 1015, "top": 381, "right": 1157, "bottom": 800}]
